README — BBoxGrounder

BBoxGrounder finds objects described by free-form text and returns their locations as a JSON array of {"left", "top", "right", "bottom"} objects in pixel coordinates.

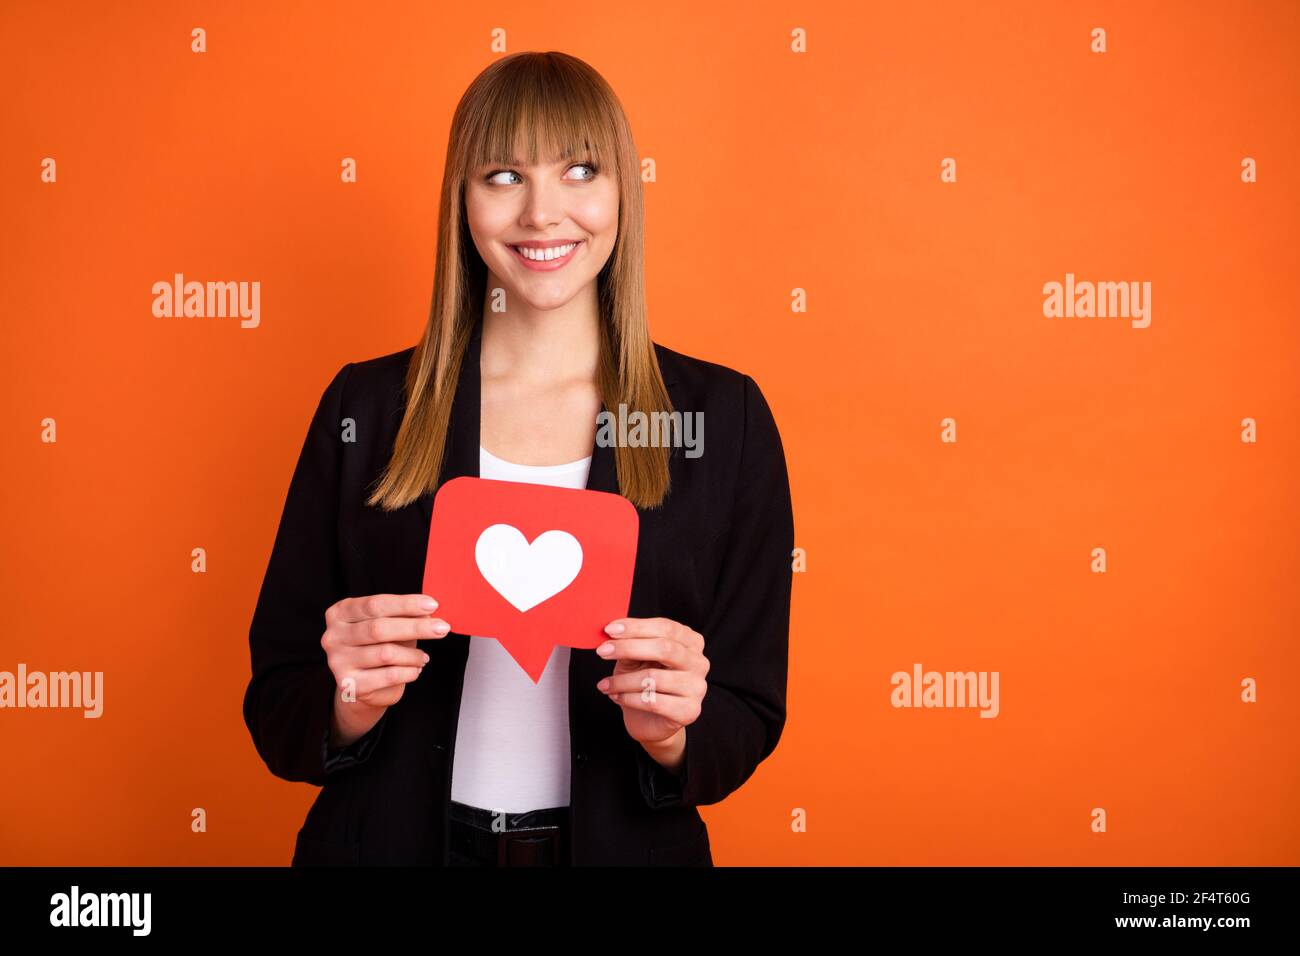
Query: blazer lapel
[{"left": 418, "top": 320, "right": 484, "bottom": 530}]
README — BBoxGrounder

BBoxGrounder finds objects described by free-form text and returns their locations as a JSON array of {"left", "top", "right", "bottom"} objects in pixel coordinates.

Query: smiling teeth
[{"left": 513, "top": 242, "right": 577, "bottom": 261}]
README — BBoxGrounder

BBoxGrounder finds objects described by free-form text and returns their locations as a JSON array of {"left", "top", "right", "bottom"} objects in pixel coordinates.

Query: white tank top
[{"left": 449, "top": 444, "right": 594, "bottom": 813}]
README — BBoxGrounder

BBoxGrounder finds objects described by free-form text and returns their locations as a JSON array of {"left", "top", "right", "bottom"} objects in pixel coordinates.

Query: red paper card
[{"left": 421, "top": 476, "right": 640, "bottom": 682}]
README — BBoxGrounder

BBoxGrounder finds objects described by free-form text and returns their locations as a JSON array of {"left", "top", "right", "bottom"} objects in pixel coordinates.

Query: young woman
[{"left": 243, "top": 51, "right": 794, "bottom": 866}]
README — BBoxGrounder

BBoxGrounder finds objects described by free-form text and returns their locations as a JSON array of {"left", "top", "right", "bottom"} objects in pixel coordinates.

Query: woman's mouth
[{"left": 508, "top": 240, "right": 582, "bottom": 271}]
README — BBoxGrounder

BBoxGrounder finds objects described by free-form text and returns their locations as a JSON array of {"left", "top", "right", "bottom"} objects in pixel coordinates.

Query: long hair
[{"left": 366, "top": 51, "right": 674, "bottom": 511}]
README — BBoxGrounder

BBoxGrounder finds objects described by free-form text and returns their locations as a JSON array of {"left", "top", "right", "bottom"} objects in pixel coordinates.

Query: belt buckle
[{"left": 497, "top": 823, "right": 561, "bottom": 866}]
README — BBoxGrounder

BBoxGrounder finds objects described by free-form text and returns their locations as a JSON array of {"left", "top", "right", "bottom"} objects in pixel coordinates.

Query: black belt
[{"left": 448, "top": 800, "right": 570, "bottom": 866}]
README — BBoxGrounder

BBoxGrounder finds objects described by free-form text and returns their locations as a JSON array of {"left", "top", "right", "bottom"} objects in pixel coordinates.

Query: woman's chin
[{"left": 502, "top": 282, "right": 585, "bottom": 314}]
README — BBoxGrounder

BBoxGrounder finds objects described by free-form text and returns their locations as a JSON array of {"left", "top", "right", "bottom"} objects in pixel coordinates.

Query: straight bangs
[{"left": 467, "top": 59, "right": 621, "bottom": 178}]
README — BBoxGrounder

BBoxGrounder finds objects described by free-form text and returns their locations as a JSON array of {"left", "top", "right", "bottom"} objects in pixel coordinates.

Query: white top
[{"left": 449, "top": 444, "right": 594, "bottom": 813}]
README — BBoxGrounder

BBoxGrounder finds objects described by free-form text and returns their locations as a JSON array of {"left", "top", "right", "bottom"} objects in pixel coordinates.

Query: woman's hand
[
  {"left": 321, "top": 593, "right": 449, "bottom": 748},
  {"left": 595, "top": 617, "right": 710, "bottom": 771}
]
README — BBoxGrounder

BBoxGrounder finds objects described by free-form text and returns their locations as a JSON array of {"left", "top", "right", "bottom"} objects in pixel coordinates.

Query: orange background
[{"left": 1, "top": 0, "right": 1297, "bottom": 865}]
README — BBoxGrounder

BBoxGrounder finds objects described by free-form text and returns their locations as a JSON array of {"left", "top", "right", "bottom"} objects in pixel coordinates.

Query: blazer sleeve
[
  {"left": 636, "top": 372, "right": 794, "bottom": 808},
  {"left": 243, "top": 361, "right": 386, "bottom": 786}
]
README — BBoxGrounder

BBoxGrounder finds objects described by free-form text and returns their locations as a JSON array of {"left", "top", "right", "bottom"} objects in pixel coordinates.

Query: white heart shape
[{"left": 474, "top": 524, "right": 583, "bottom": 612}]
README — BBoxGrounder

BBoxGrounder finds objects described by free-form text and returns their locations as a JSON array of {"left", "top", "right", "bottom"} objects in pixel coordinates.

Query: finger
[
  {"left": 344, "top": 615, "right": 451, "bottom": 646},
  {"left": 599, "top": 668, "right": 703, "bottom": 699},
  {"left": 330, "top": 594, "right": 440, "bottom": 625},
  {"left": 605, "top": 617, "right": 703, "bottom": 651},
  {"left": 596, "top": 635, "right": 691, "bottom": 667},
  {"left": 607, "top": 686, "right": 698, "bottom": 723},
  {"left": 344, "top": 665, "right": 425, "bottom": 697},
  {"left": 349, "top": 642, "right": 430, "bottom": 671}
]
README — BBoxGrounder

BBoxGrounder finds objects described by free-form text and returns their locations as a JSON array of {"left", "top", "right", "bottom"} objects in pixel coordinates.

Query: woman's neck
[{"left": 480, "top": 293, "right": 601, "bottom": 387}]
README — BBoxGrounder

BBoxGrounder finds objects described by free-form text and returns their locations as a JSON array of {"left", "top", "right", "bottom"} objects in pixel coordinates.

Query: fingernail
[
  {"left": 432, "top": 621, "right": 450, "bottom": 635},
  {"left": 604, "top": 622, "right": 624, "bottom": 635},
  {"left": 420, "top": 596, "right": 438, "bottom": 610},
  {"left": 596, "top": 678, "right": 610, "bottom": 691},
  {"left": 596, "top": 642, "right": 614, "bottom": 656},
  {"left": 421, "top": 652, "right": 430, "bottom": 664}
]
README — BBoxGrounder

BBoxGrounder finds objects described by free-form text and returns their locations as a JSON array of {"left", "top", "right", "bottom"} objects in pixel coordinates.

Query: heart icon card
[{"left": 421, "top": 475, "right": 641, "bottom": 682}]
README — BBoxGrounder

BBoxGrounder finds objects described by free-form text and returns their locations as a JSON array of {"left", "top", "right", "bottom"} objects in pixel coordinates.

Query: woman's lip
[{"left": 508, "top": 240, "right": 582, "bottom": 271}]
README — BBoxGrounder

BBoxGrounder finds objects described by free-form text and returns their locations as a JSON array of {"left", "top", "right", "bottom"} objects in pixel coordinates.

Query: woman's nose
[{"left": 518, "top": 181, "right": 565, "bottom": 228}]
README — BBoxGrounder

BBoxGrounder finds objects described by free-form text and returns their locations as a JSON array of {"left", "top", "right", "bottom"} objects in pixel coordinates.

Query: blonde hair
[{"left": 366, "top": 50, "right": 674, "bottom": 512}]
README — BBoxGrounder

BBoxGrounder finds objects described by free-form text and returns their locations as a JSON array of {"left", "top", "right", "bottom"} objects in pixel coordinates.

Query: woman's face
[{"left": 464, "top": 151, "right": 619, "bottom": 312}]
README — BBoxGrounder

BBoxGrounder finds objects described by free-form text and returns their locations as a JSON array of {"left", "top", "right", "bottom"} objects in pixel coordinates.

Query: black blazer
[{"left": 242, "top": 318, "right": 794, "bottom": 865}]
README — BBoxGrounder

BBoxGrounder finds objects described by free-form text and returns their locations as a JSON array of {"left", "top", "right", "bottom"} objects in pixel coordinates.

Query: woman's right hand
[{"left": 322, "top": 593, "right": 450, "bottom": 748}]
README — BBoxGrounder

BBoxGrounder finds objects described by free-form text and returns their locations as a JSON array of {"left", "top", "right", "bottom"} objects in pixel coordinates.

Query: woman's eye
[{"left": 484, "top": 163, "right": 596, "bottom": 185}]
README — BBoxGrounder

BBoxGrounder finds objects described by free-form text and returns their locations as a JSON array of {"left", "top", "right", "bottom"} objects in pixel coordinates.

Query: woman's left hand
[{"left": 595, "top": 616, "right": 709, "bottom": 761}]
